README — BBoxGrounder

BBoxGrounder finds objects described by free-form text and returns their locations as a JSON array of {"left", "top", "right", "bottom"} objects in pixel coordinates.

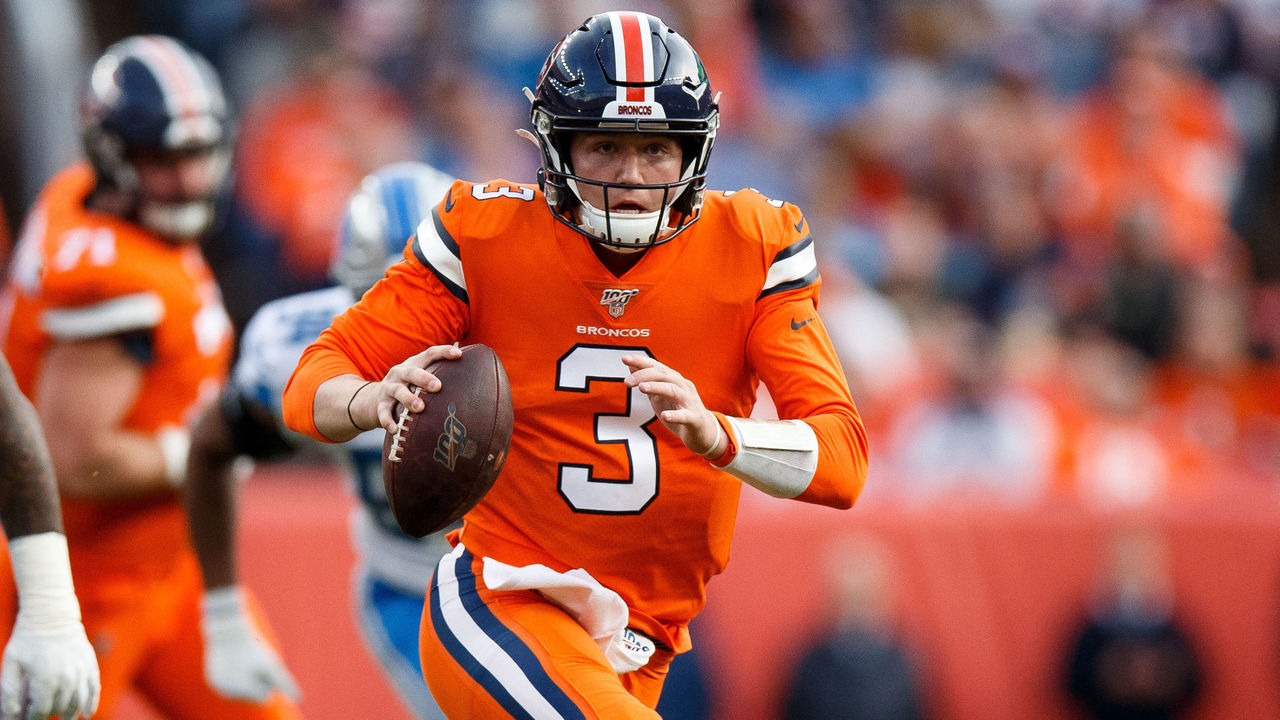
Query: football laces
[{"left": 385, "top": 386, "right": 422, "bottom": 463}]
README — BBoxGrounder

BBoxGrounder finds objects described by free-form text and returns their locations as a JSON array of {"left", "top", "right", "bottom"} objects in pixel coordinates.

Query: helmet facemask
[
  {"left": 532, "top": 106, "right": 717, "bottom": 250},
  {"left": 526, "top": 11, "right": 719, "bottom": 250},
  {"left": 574, "top": 182, "right": 678, "bottom": 251},
  {"left": 132, "top": 146, "right": 231, "bottom": 241}
]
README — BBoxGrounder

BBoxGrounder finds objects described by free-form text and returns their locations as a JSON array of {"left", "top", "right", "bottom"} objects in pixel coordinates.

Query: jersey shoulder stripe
[
  {"left": 760, "top": 235, "right": 818, "bottom": 299},
  {"left": 706, "top": 189, "right": 819, "bottom": 299},
  {"left": 412, "top": 206, "right": 467, "bottom": 303},
  {"left": 41, "top": 291, "right": 164, "bottom": 338}
]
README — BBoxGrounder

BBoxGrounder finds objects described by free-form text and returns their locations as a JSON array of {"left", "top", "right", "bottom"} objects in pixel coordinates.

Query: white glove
[
  {"left": 199, "top": 586, "right": 300, "bottom": 704},
  {"left": 1, "top": 533, "right": 100, "bottom": 720}
]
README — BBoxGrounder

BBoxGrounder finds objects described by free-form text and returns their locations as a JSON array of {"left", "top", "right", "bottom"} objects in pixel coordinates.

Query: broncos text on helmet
[
  {"left": 527, "top": 11, "right": 719, "bottom": 250},
  {"left": 80, "top": 35, "right": 231, "bottom": 240},
  {"left": 333, "top": 161, "right": 457, "bottom": 298}
]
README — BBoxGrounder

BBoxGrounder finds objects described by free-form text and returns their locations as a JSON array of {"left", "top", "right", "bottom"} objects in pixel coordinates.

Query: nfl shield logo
[{"left": 600, "top": 288, "right": 640, "bottom": 317}]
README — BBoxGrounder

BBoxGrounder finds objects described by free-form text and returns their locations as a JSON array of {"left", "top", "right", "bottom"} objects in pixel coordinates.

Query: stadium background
[{"left": 3, "top": 0, "right": 1280, "bottom": 718}]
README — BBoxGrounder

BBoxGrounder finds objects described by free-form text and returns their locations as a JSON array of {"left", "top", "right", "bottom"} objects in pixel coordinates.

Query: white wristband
[
  {"left": 719, "top": 416, "right": 819, "bottom": 499},
  {"left": 158, "top": 426, "right": 192, "bottom": 487},
  {"left": 8, "top": 532, "right": 81, "bottom": 624}
]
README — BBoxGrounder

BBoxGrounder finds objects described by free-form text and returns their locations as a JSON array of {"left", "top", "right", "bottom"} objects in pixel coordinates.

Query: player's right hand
[
  {"left": 622, "top": 354, "right": 723, "bottom": 456},
  {"left": 0, "top": 611, "right": 100, "bottom": 720},
  {"left": 371, "top": 344, "right": 463, "bottom": 433},
  {"left": 199, "top": 586, "right": 300, "bottom": 704}
]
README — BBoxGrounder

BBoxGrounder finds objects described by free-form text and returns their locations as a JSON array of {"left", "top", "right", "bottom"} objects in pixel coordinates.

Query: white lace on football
[{"left": 385, "top": 387, "right": 422, "bottom": 462}]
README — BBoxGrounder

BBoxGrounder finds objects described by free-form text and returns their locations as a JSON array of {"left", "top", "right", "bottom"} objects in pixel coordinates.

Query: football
[{"left": 382, "top": 344, "right": 514, "bottom": 538}]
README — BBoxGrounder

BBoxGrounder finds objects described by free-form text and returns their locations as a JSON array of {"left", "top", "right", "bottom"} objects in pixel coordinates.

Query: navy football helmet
[
  {"left": 81, "top": 35, "right": 231, "bottom": 240},
  {"left": 333, "top": 162, "right": 457, "bottom": 297},
  {"left": 528, "top": 12, "right": 719, "bottom": 249}
]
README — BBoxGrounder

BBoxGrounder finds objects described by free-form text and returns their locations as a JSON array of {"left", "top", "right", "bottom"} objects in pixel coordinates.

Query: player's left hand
[
  {"left": 199, "top": 586, "right": 300, "bottom": 704},
  {"left": 622, "top": 355, "right": 723, "bottom": 457}
]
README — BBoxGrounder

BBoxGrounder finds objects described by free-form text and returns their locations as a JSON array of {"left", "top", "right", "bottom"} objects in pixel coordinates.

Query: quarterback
[{"left": 284, "top": 12, "right": 868, "bottom": 719}]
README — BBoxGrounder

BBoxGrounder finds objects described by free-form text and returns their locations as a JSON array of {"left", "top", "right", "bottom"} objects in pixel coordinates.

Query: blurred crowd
[
  {"left": 3, "top": 0, "right": 1280, "bottom": 511},
  {"left": 719, "top": 0, "right": 1280, "bottom": 511}
]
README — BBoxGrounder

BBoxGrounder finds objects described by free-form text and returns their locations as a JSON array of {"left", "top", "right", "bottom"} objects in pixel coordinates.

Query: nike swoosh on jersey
[
  {"left": 790, "top": 317, "right": 816, "bottom": 330},
  {"left": 444, "top": 188, "right": 457, "bottom": 212},
  {"left": 794, "top": 219, "right": 804, "bottom": 232}
]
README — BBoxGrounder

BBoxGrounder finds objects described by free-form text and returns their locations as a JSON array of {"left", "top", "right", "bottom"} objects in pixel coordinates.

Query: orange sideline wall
[
  {"left": 703, "top": 489, "right": 1280, "bottom": 719},
  {"left": 112, "top": 465, "right": 1280, "bottom": 719}
]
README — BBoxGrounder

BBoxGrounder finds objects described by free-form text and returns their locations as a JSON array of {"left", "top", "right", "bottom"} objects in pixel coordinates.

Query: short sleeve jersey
[
  {"left": 1, "top": 164, "right": 234, "bottom": 568},
  {"left": 285, "top": 180, "right": 867, "bottom": 650}
]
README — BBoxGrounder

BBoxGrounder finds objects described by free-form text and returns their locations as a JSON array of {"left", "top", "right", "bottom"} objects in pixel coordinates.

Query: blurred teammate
[
  {"left": 184, "top": 162, "right": 456, "bottom": 718},
  {"left": 0, "top": 355, "right": 99, "bottom": 720},
  {"left": 0, "top": 36, "right": 298, "bottom": 719},
  {"left": 284, "top": 11, "right": 869, "bottom": 718}
]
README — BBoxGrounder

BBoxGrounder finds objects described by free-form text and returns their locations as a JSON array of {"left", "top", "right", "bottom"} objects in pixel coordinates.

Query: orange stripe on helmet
[{"left": 620, "top": 12, "right": 647, "bottom": 102}]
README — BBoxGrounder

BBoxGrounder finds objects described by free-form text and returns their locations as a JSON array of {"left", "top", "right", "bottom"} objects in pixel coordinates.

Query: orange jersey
[
  {"left": 1, "top": 164, "right": 233, "bottom": 571},
  {"left": 284, "top": 180, "right": 868, "bottom": 650}
]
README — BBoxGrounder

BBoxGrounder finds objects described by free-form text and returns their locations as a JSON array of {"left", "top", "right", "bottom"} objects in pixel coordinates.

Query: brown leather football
[{"left": 381, "top": 344, "right": 513, "bottom": 538}]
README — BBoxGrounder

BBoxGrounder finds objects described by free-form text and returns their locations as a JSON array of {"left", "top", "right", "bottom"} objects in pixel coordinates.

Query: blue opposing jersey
[{"left": 233, "top": 285, "right": 451, "bottom": 592}]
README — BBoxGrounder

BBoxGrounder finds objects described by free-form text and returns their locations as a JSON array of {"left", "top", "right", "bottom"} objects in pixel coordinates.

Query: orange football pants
[
  {"left": 421, "top": 545, "right": 676, "bottom": 719},
  {"left": 0, "top": 539, "right": 299, "bottom": 720}
]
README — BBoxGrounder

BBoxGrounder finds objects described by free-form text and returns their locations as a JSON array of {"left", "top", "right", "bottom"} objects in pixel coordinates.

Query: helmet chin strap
[
  {"left": 576, "top": 198, "right": 668, "bottom": 249},
  {"left": 140, "top": 200, "right": 215, "bottom": 241}
]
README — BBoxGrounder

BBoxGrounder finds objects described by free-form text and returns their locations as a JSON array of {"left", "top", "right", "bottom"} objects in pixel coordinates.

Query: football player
[
  {"left": 0, "top": 36, "right": 298, "bottom": 719},
  {"left": 184, "top": 162, "right": 456, "bottom": 719},
  {"left": 284, "top": 11, "right": 869, "bottom": 719},
  {"left": 0, "top": 354, "right": 100, "bottom": 720}
]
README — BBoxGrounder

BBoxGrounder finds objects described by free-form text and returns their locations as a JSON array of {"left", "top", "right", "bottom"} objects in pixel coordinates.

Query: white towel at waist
[{"left": 481, "top": 557, "right": 655, "bottom": 674}]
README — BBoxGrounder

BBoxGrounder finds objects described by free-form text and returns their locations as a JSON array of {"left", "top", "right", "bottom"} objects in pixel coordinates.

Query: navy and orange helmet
[
  {"left": 80, "top": 35, "right": 231, "bottom": 239},
  {"left": 527, "top": 12, "right": 720, "bottom": 249}
]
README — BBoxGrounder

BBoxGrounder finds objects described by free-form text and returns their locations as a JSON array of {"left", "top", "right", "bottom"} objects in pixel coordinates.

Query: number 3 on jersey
[
  {"left": 555, "top": 345, "right": 659, "bottom": 514},
  {"left": 471, "top": 183, "right": 534, "bottom": 201}
]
